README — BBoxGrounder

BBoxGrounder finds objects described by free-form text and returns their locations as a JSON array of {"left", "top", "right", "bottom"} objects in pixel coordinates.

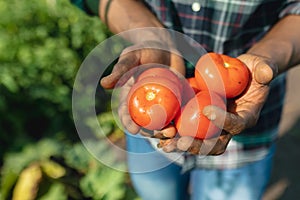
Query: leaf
[
  {"left": 80, "top": 166, "right": 126, "bottom": 200},
  {"left": 84, "top": 139, "right": 127, "bottom": 171},
  {"left": 97, "top": 112, "right": 116, "bottom": 136},
  {"left": 41, "top": 160, "right": 66, "bottom": 179},
  {"left": 39, "top": 183, "right": 67, "bottom": 200},
  {"left": 0, "top": 169, "right": 18, "bottom": 200},
  {"left": 64, "top": 143, "right": 94, "bottom": 173},
  {"left": 12, "top": 163, "right": 42, "bottom": 200},
  {"left": 0, "top": 74, "right": 19, "bottom": 92}
]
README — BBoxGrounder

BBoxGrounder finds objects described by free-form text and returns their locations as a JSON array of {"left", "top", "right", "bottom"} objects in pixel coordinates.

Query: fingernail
[
  {"left": 203, "top": 108, "right": 216, "bottom": 121},
  {"left": 255, "top": 63, "right": 274, "bottom": 85},
  {"left": 208, "top": 113, "right": 216, "bottom": 121}
]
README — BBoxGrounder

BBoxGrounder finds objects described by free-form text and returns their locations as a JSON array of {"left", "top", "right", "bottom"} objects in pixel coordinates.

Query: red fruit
[
  {"left": 175, "top": 91, "right": 226, "bottom": 139},
  {"left": 195, "top": 52, "right": 250, "bottom": 98},
  {"left": 128, "top": 76, "right": 181, "bottom": 130}
]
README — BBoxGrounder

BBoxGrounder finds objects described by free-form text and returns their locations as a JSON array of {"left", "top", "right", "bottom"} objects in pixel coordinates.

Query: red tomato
[
  {"left": 180, "top": 77, "right": 199, "bottom": 106},
  {"left": 175, "top": 91, "right": 226, "bottom": 139},
  {"left": 137, "top": 67, "right": 183, "bottom": 91},
  {"left": 187, "top": 77, "right": 201, "bottom": 94},
  {"left": 128, "top": 77, "right": 181, "bottom": 130},
  {"left": 195, "top": 53, "right": 250, "bottom": 98}
]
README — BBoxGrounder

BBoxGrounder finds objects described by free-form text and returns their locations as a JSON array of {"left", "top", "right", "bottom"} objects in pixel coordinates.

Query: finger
[
  {"left": 254, "top": 62, "right": 276, "bottom": 85},
  {"left": 121, "top": 114, "right": 140, "bottom": 134},
  {"left": 119, "top": 77, "right": 135, "bottom": 103},
  {"left": 177, "top": 136, "right": 202, "bottom": 155},
  {"left": 158, "top": 138, "right": 178, "bottom": 153},
  {"left": 118, "top": 103, "right": 140, "bottom": 134},
  {"left": 100, "top": 52, "right": 140, "bottom": 89},
  {"left": 153, "top": 131, "right": 164, "bottom": 139},
  {"left": 153, "top": 124, "right": 177, "bottom": 139},
  {"left": 202, "top": 133, "right": 232, "bottom": 155},
  {"left": 170, "top": 53, "right": 186, "bottom": 75},
  {"left": 202, "top": 105, "right": 246, "bottom": 135},
  {"left": 140, "top": 128, "right": 154, "bottom": 137}
]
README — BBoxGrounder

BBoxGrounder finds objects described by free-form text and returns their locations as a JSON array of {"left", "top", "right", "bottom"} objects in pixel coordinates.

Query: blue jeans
[{"left": 126, "top": 133, "right": 275, "bottom": 200}]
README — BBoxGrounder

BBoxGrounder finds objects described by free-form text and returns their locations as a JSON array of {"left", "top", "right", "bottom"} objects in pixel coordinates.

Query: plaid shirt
[
  {"left": 72, "top": 0, "right": 300, "bottom": 168},
  {"left": 144, "top": 0, "right": 300, "bottom": 169}
]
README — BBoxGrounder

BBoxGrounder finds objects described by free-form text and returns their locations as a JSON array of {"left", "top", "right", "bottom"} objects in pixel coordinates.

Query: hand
[
  {"left": 100, "top": 41, "right": 185, "bottom": 134},
  {"left": 101, "top": 41, "right": 185, "bottom": 89},
  {"left": 203, "top": 54, "right": 277, "bottom": 134},
  {"left": 158, "top": 53, "right": 277, "bottom": 155}
]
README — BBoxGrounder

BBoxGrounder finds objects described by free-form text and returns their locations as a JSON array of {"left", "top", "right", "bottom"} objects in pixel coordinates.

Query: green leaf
[
  {"left": 41, "top": 160, "right": 66, "bottom": 179},
  {"left": 80, "top": 167, "right": 126, "bottom": 200},
  {"left": 64, "top": 143, "right": 94, "bottom": 173},
  {"left": 12, "top": 163, "right": 42, "bottom": 200},
  {"left": 39, "top": 183, "right": 67, "bottom": 200}
]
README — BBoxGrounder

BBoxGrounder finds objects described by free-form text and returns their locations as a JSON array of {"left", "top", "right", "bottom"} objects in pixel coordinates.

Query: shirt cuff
[
  {"left": 279, "top": 1, "right": 300, "bottom": 18},
  {"left": 70, "top": 0, "right": 99, "bottom": 16}
]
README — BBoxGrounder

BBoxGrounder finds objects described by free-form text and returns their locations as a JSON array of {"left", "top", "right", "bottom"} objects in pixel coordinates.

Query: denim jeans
[{"left": 126, "top": 133, "right": 275, "bottom": 200}]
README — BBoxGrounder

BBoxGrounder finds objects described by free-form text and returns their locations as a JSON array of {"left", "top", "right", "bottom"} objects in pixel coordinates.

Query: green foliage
[
  {"left": 0, "top": 0, "right": 139, "bottom": 199},
  {"left": 0, "top": 139, "right": 64, "bottom": 199},
  {"left": 39, "top": 183, "right": 68, "bottom": 200},
  {"left": 80, "top": 166, "right": 126, "bottom": 200},
  {"left": 0, "top": 0, "right": 109, "bottom": 150},
  {"left": 0, "top": 138, "right": 137, "bottom": 200}
]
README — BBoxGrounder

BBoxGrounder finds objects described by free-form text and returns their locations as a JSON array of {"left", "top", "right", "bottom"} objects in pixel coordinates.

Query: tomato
[
  {"left": 128, "top": 76, "right": 181, "bottom": 130},
  {"left": 180, "top": 77, "right": 200, "bottom": 106},
  {"left": 175, "top": 90, "right": 226, "bottom": 139},
  {"left": 195, "top": 53, "right": 250, "bottom": 98},
  {"left": 187, "top": 77, "right": 201, "bottom": 94},
  {"left": 137, "top": 67, "right": 183, "bottom": 91}
]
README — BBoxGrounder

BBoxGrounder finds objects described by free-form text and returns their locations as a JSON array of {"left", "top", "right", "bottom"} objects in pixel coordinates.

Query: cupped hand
[
  {"left": 100, "top": 41, "right": 185, "bottom": 134},
  {"left": 158, "top": 53, "right": 278, "bottom": 155}
]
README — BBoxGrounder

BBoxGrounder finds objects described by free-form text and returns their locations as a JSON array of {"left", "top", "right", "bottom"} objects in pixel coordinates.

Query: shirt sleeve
[
  {"left": 70, "top": 0, "right": 99, "bottom": 16},
  {"left": 279, "top": 1, "right": 300, "bottom": 18}
]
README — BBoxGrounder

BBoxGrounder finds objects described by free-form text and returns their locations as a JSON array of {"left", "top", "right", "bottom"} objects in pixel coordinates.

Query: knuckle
[{"left": 226, "top": 113, "right": 245, "bottom": 135}]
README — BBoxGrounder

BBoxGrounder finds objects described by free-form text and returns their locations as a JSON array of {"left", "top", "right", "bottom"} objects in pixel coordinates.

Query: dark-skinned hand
[
  {"left": 101, "top": 45, "right": 277, "bottom": 155},
  {"left": 100, "top": 41, "right": 186, "bottom": 135},
  {"left": 159, "top": 54, "right": 278, "bottom": 155}
]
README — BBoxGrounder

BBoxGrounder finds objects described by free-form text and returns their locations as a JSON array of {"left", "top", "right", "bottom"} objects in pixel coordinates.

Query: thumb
[
  {"left": 100, "top": 73, "right": 120, "bottom": 89},
  {"left": 254, "top": 62, "right": 276, "bottom": 85},
  {"left": 202, "top": 105, "right": 246, "bottom": 135},
  {"left": 100, "top": 52, "right": 141, "bottom": 89}
]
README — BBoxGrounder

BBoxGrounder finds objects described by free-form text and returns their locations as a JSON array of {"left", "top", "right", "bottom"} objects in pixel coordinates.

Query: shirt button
[{"left": 192, "top": 2, "right": 201, "bottom": 12}]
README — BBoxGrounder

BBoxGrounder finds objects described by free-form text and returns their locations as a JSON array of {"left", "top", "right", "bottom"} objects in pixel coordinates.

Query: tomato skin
[
  {"left": 137, "top": 67, "right": 183, "bottom": 91},
  {"left": 175, "top": 91, "right": 226, "bottom": 139},
  {"left": 128, "top": 76, "right": 181, "bottom": 130},
  {"left": 195, "top": 53, "right": 250, "bottom": 98},
  {"left": 187, "top": 77, "right": 201, "bottom": 94},
  {"left": 180, "top": 77, "right": 200, "bottom": 106}
]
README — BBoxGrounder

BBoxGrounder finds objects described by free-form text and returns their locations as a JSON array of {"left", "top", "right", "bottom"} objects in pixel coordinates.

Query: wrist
[
  {"left": 247, "top": 39, "right": 293, "bottom": 74},
  {"left": 100, "top": 0, "right": 164, "bottom": 34}
]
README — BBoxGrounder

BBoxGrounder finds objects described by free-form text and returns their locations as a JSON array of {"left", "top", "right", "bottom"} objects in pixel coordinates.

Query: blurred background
[
  {"left": 0, "top": 0, "right": 299, "bottom": 199},
  {"left": 0, "top": 0, "right": 138, "bottom": 199}
]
